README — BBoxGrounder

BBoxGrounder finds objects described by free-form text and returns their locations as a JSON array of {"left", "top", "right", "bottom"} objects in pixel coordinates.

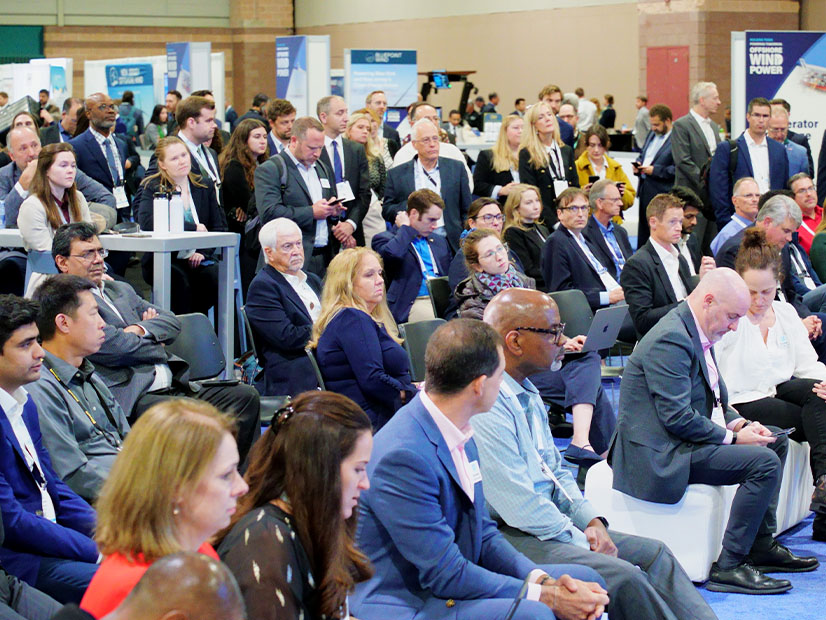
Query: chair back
[
  {"left": 399, "top": 319, "right": 446, "bottom": 382},
  {"left": 547, "top": 290, "right": 593, "bottom": 338},
  {"left": 304, "top": 346, "right": 326, "bottom": 390},
  {"left": 166, "top": 313, "right": 225, "bottom": 380},
  {"left": 239, "top": 306, "right": 259, "bottom": 359},
  {"left": 426, "top": 276, "right": 452, "bottom": 319}
]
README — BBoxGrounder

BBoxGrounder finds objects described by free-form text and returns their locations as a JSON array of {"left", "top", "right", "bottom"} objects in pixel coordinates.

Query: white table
[{"left": 0, "top": 229, "right": 239, "bottom": 377}]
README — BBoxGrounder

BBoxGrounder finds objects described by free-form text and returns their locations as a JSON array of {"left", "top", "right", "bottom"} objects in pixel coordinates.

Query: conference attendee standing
[
  {"left": 632, "top": 96, "right": 651, "bottom": 150},
  {"left": 575, "top": 126, "right": 635, "bottom": 213},
  {"left": 634, "top": 104, "right": 675, "bottom": 246},
  {"left": 382, "top": 119, "right": 471, "bottom": 254},
  {"left": 0, "top": 296, "right": 99, "bottom": 605},
  {"left": 598, "top": 95, "right": 616, "bottom": 129},
  {"left": 346, "top": 110, "right": 387, "bottom": 247},
  {"left": 518, "top": 101, "right": 578, "bottom": 227},
  {"left": 768, "top": 106, "right": 808, "bottom": 178},
  {"left": 365, "top": 90, "right": 400, "bottom": 157},
  {"left": 310, "top": 248, "right": 416, "bottom": 431},
  {"left": 350, "top": 319, "right": 609, "bottom": 620},
  {"left": 40, "top": 98, "right": 83, "bottom": 146},
  {"left": 473, "top": 115, "right": 523, "bottom": 204},
  {"left": 265, "top": 98, "right": 295, "bottom": 156},
  {"left": 610, "top": 269, "right": 818, "bottom": 594},
  {"left": 317, "top": 95, "right": 370, "bottom": 248},
  {"left": 143, "top": 105, "right": 167, "bottom": 151},
  {"left": 372, "top": 189, "right": 451, "bottom": 323},
  {"left": 245, "top": 218, "right": 322, "bottom": 397},
  {"left": 164, "top": 90, "right": 181, "bottom": 135},
  {"left": 254, "top": 116, "right": 342, "bottom": 278}
]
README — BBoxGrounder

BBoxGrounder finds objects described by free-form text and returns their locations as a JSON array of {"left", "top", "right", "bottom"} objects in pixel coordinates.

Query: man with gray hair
[
  {"left": 245, "top": 217, "right": 322, "bottom": 396},
  {"left": 710, "top": 177, "right": 760, "bottom": 256},
  {"left": 383, "top": 118, "right": 471, "bottom": 253}
]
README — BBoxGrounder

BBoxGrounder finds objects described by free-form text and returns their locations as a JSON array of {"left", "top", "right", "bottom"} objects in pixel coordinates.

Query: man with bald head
[
  {"left": 611, "top": 268, "right": 817, "bottom": 594},
  {"left": 53, "top": 552, "right": 246, "bottom": 620},
  {"left": 474, "top": 288, "right": 715, "bottom": 620}
]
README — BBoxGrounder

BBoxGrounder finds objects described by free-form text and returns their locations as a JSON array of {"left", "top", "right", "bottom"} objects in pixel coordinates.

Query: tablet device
[{"left": 564, "top": 304, "right": 629, "bottom": 354}]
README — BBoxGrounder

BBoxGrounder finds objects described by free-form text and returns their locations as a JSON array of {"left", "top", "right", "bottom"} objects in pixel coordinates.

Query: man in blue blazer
[
  {"left": 245, "top": 218, "right": 322, "bottom": 397},
  {"left": 372, "top": 189, "right": 451, "bottom": 324},
  {"left": 610, "top": 270, "right": 817, "bottom": 594},
  {"left": 709, "top": 98, "right": 789, "bottom": 227},
  {"left": 382, "top": 120, "right": 471, "bottom": 254},
  {"left": 581, "top": 181, "right": 634, "bottom": 282},
  {"left": 634, "top": 105, "right": 676, "bottom": 246},
  {"left": 0, "top": 296, "right": 99, "bottom": 604},
  {"left": 352, "top": 319, "right": 608, "bottom": 619}
]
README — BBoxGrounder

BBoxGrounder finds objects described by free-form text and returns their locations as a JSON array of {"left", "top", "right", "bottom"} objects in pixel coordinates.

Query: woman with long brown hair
[
  {"left": 217, "top": 391, "right": 373, "bottom": 619},
  {"left": 18, "top": 142, "right": 92, "bottom": 296}
]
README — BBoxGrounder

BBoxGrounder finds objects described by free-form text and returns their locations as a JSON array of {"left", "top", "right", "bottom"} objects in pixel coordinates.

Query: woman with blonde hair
[
  {"left": 502, "top": 183, "right": 550, "bottom": 290},
  {"left": 80, "top": 398, "right": 249, "bottom": 618},
  {"left": 575, "top": 125, "right": 635, "bottom": 212},
  {"left": 311, "top": 247, "right": 416, "bottom": 430},
  {"left": 473, "top": 114, "right": 523, "bottom": 204},
  {"left": 348, "top": 109, "right": 387, "bottom": 246},
  {"left": 18, "top": 142, "right": 92, "bottom": 296},
  {"left": 518, "top": 101, "right": 578, "bottom": 227},
  {"left": 137, "top": 136, "right": 227, "bottom": 314}
]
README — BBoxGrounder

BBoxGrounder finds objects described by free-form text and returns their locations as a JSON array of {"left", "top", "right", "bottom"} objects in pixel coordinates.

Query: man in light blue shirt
[
  {"left": 710, "top": 176, "right": 759, "bottom": 256},
  {"left": 768, "top": 106, "right": 809, "bottom": 177},
  {"left": 473, "top": 288, "right": 717, "bottom": 620}
]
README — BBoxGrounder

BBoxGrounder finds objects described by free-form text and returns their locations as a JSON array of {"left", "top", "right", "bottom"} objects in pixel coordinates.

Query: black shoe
[
  {"left": 706, "top": 562, "right": 792, "bottom": 594},
  {"left": 811, "top": 474, "right": 826, "bottom": 513},
  {"left": 563, "top": 444, "right": 602, "bottom": 467},
  {"left": 745, "top": 540, "right": 820, "bottom": 573}
]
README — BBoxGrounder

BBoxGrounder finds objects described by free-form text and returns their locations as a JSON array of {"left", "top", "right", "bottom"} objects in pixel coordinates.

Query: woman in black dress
[{"left": 503, "top": 183, "right": 551, "bottom": 291}]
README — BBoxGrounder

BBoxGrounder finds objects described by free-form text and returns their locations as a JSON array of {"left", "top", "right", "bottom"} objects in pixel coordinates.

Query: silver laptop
[{"left": 564, "top": 304, "right": 629, "bottom": 354}]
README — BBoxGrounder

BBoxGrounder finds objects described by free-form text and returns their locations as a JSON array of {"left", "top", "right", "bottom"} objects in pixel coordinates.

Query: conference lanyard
[{"left": 412, "top": 238, "right": 440, "bottom": 277}]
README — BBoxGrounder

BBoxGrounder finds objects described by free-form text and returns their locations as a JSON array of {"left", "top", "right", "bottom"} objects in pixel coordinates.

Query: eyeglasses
[
  {"left": 514, "top": 323, "right": 566, "bottom": 344},
  {"left": 475, "top": 213, "right": 504, "bottom": 223},
  {"left": 95, "top": 104, "right": 116, "bottom": 112},
  {"left": 795, "top": 186, "right": 817, "bottom": 195},
  {"left": 767, "top": 127, "right": 788, "bottom": 135},
  {"left": 479, "top": 245, "right": 508, "bottom": 260},
  {"left": 413, "top": 136, "right": 440, "bottom": 145},
  {"left": 560, "top": 205, "right": 589, "bottom": 213},
  {"left": 70, "top": 248, "right": 108, "bottom": 262}
]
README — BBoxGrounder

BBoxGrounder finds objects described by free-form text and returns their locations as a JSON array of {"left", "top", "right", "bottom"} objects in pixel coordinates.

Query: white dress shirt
[
  {"left": 284, "top": 148, "right": 327, "bottom": 247},
  {"left": 269, "top": 131, "right": 285, "bottom": 154},
  {"left": 392, "top": 141, "right": 474, "bottom": 192},
  {"left": 690, "top": 109, "right": 717, "bottom": 156},
  {"left": 414, "top": 157, "right": 444, "bottom": 228},
  {"left": 650, "top": 239, "right": 688, "bottom": 301},
  {"left": 744, "top": 131, "right": 770, "bottom": 194},
  {"left": 282, "top": 270, "right": 322, "bottom": 322},
  {"left": 0, "top": 387, "right": 57, "bottom": 522},
  {"left": 89, "top": 127, "right": 124, "bottom": 184},
  {"left": 641, "top": 130, "right": 671, "bottom": 168}
]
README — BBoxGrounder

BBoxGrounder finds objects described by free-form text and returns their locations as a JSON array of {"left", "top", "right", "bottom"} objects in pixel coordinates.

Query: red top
[
  {"left": 79, "top": 542, "right": 218, "bottom": 618},
  {"left": 798, "top": 205, "right": 823, "bottom": 254}
]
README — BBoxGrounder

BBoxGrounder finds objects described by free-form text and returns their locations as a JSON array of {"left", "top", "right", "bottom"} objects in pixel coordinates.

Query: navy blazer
[
  {"left": 636, "top": 131, "right": 676, "bottom": 211},
  {"left": 318, "top": 138, "right": 371, "bottom": 245},
  {"left": 581, "top": 217, "right": 633, "bottom": 281},
  {"left": 69, "top": 129, "right": 138, "bottom": 192},
  {"left": 351, "top": 394, "right": 538, "bottom": 618},
  {"left": 245, "top": 265, "right": 322, "bottom": 397},
  {"left": 266, "top": 134, "right": 285, "bottom": 158},
  {"left": 472, "top": 149, "right": 516, "bottom": 204},
  {"left": 315, "top": 308, "right": 415, "bottom": 430},
  {"left": 709, "top": 134, "right": 790, "bottom": 227},
  {"left": 0, "top": 395, "right": 98, "bottom": 585},
  {"left": 372, "top": 226, "right": 452, "bottom": 323},
  {"left": 542, "top": 225, "right": 611, "bottom": 311},
  {"left": 382, "top": 157, "right": 471, "bottom": 254},
  {"left": 137, "top": 176, "right": 228, "bottom": 236}
]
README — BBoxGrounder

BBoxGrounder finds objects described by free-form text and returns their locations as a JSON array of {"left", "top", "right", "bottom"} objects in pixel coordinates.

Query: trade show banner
[
  {"left": 105, "top": 63, "right": 154, "bottom": 121},
  {"left": 344, "top": 49, "right": 417, "bottom": 109},
  {"left": 743, "top": 30, "right": 826, "bottom": 165},
  {"left": 166, "top": 42, "right": 193, "bottom": 97},
  {"left": 275, "top": 35, "right": 330, "bottom": 117}
]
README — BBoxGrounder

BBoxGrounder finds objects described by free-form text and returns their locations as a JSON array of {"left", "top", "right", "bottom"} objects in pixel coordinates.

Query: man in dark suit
[
  {"left": 265, "top": 98, "right": 295, "bottom": 156},
  {"left": 51, "top": 223, "right": 261, "bottom": 464},
  {"left": 40, "top": 98, "right": 83, "bottom": 145},
  {"left": 634, "top": 104, "right": 676, "bottom": 245},
  {"left": 165, "top": 90, "right": 182, "bottom": 135},
  {"left": 316, "top": 95, "right": 370, "bottom": 248},
  {"left": 351, "top": 319, "right": 608, "bottom": 619},
  {"left": 245, "top": 218, "right": 321, "bottom": 397},
  {"left": 538, "top": 85, "right": 575, "bottom": 148},
  {"left": 234, "top": 93, "right": 268, "bottom": 127},
  {"left": 621, "top": 194, "right": 706, "bottom": 338},
  {"left": 382, "top": 120, "right": 471, "bottom": 254},
  {"left": 372, "top": 189, "right": 451, "bottom": 324},
  {"left": 481, "top": 92, "right": 499, "bottom": 114},
  {"left": 69, "top": 93, "right": 139, "bottom": 214},
  {"left": 671, "top": 186, "right": 710, "bottom": 275},
  {"left": 254, "top": 117, "right": 342, "bottom": 277},
  {"left": 770, "top": 98, "right": 813, "bottom": 175},
  {"left": 581, "top": 180, "right": 633, "bottom": 281},
  {"left": 365, "top": 90, "right": 400, "bottom": 157},
  {"left": 709, "top": 98, "right": 790, "bottom": 227},
  {"left": 0, "top": 296, "right": 99, "bottom": 604},
  {"left": 610, "top": 269, "right": 817, "bottom": 593}
]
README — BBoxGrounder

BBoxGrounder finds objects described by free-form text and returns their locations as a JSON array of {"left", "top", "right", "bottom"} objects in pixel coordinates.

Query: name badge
[
  {"left": 113, "top": 185, "right": 130, "bottom": 210},
  {"left": 320, "top": 178, "right": 331, "bottom": 189},
  {"left": 336, "top": 180, "right": 356, "bottom": 202},
  {"left": 468, "top": 460, "right": 483, "bottom": 484},
  {"left": 553, "top": 179, "right": 570, "bottom": 197}
]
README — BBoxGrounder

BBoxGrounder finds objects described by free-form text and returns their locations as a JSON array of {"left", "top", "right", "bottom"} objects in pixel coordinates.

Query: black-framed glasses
[{"left": 514, "top": 323, "right": 566, "bottom": 344}]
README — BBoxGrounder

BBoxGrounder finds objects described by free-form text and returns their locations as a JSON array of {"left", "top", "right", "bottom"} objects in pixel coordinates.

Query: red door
[{"left": 646, "top": 46, "right": 689, "bottom": 118}]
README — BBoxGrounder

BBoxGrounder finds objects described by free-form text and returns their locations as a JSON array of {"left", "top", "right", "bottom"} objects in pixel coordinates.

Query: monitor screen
[{"left": 432, "top": 71, "right": 450, "bottom": 89}]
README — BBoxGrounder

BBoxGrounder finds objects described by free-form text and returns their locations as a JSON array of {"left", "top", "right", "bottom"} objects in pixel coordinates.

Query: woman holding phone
[{"left": 575, "top": 125, "right": 635, "bottom": 213}]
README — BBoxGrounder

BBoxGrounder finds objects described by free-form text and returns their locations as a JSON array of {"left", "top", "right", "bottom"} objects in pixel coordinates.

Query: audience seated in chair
[
  {"left": 217, "top": 392, "right": 373, "bottom": 620},
  {"left": 710, "top": 177, "right": 760, "bottom": 256},
  {"left": 245, "top": 218, "right": 322, "bottom": 397},
  {"left": 51, "top": 222, "right": 261, "bottom": 464},
  {"left": 0, "top": 295, "right": 99, "bottom": 605},
  {"left": 80, "top": 399, "right": 249, "bottom": 617},
  {"left": 27, "top": 275, "right": 129, "bottom": 503},
  {"left": 502, "top": 184, "right": 551, "bottom": 291},
  {"left": 581, "top": 180, "right": 633, "bottom": 283},
  {"left": 372, "top": 188, "right": 451, "bottom": 323},
  {"left": 351, "top": 319, "right": 608, "bottom": 619},
  {"left": 671, "top": 185, "right": 713, "bottom": 276}
]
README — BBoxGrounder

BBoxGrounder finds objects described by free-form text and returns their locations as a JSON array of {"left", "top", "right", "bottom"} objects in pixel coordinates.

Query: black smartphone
[
  {"left": 771, "top": 427, "right": 796, "bottom": 437},
  {"left": 588, "top": 175, "right": 599, "bottom": 184}
]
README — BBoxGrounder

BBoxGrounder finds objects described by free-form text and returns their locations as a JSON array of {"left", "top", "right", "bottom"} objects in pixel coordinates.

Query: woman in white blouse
[
  {"left": 18, "top": 143, "right": 92, "bottom": 296},
  {"left": 716, "top": 227, "right": 826, "bottom": 540}
]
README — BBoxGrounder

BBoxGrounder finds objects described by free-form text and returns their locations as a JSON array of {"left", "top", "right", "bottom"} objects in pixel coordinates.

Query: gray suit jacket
[
  {"left": 608, "top": 302, "right": 739, "bottom": 504},
  {"left": 253, "top": 151, "right": 337, "bottom": 260},
  {"left": 670, "top": 112, "right": 721, "bottom": 201},
  {"left": 0, "top": 161, "right": 116, "bottom": 229},
  {"left": 87, "top": 280, "right": 189, "bottom": 416}
]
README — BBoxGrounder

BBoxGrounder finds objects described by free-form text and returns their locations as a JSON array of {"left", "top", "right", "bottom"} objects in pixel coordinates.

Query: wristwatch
[{"left": 731, "top": 431, "right": 738, "bottom": 445}]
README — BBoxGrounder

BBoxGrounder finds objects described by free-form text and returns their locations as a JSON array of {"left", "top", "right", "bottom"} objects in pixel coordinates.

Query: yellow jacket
[{"left": 575, "top": 151, "right": 636, "bottom": 210}]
